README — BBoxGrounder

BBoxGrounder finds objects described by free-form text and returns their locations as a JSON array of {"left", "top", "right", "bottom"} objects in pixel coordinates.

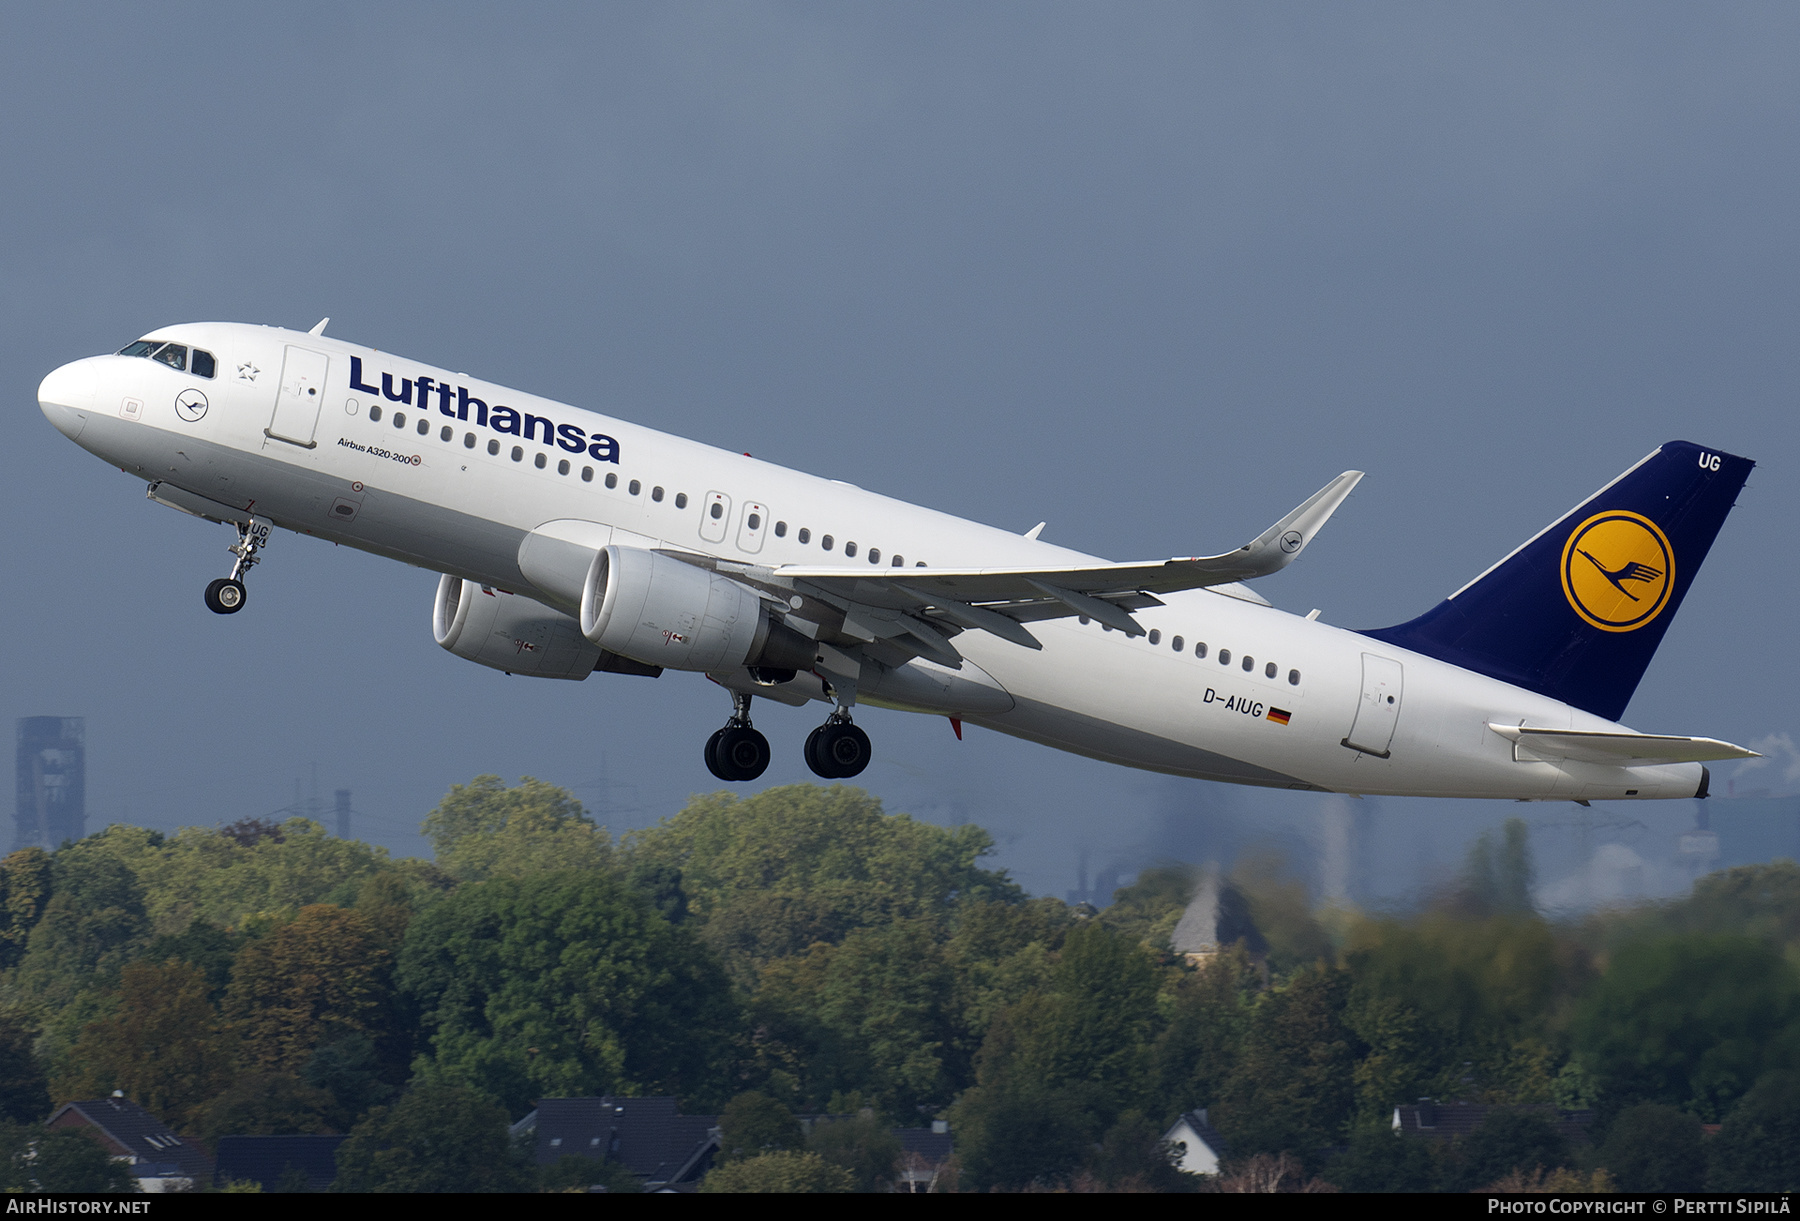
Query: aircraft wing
[
  {"left": 1487, "top": 725, "right": 1760, "bottom": 765},
  {"left": 771, "top": 470, "right": 1364, "bottom": 649}
]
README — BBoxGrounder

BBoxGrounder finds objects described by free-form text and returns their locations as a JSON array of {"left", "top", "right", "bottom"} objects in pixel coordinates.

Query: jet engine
[
  {"left": 433, "top": 574, "right": 610, "bottom": 680},
  {"left": 579, "top": 545, "right": 815, "bottom": 675}
]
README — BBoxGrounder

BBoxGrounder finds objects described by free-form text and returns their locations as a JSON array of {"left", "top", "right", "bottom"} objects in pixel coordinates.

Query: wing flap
[{"left": 1487, "top": 724, "right": 1760, "bottom": 765}]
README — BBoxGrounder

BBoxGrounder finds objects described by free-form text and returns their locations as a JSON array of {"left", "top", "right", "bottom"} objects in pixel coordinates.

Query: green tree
[
  {"left": 56, "top": 961, "right": 235, "bottom": 1130},
  {"left": 1706, "top": 1070, "right": 1800, "bottom": 1192},
  {"left": 0, "top": 847, "right": 52, "bottom": 970},
  {"left": 225, "top": 905, "right": 392, "bottom": 1073},
  {"left": 807, "top": 1111, "right": 902, "bottom": 1193},
  {"left": 1596, "top": 1103, "right": 1705, "bottom": 1193},
  {"left": 699, "top": 1149, "right": 855, "bottom": 1193},
  {"left": 944, "top": 898, "right": 1072, "bottom": 1049},
  {"left": 1450, "top": 1109, "right": 1569, "bottom": 1193},
  {"left": 753, "top": 919, "right": 961, "bottom": 1115},
  {"left": 333, "top": 1083, "right": 530, "bottom": 1193},
  {"left": 717, "top": 1091, "right": 803, "bottom": 1163},
  {"left": 14, "top": 837, "right": 151, "bottom": 1005},
  {"left": 0, "top": 1011, "right": 50, "bottom": 1123},
  {"left": 949, "top": 1075, "right": 1087, "bottom": 1191},
  {"left": 399, "top": 871, "right": 738, "bottom": 1115},
  {"left": 1343, "top": 914, "right": 1578, "bottom": 1112},
  {"left": 17, "top": 1126, "right": 138, "bottom": 1192},
  {"left": 1572, "top": 933, "right": 1800, "bottom": 1120},
  {"left": 1216, "top": 961, "right": 1358, "bottom": 1159},
  {"left": 302, "top": 1035, "right": 398, "bottom": 1132},
  {"left": 1322, "top": 1125, "right": 1443, "bottom": 1192},
  {"left": 141, "top": 920, "right": 244, "bottom": 1004},
  {"left": 1153, "top": 944, "right": 1260, "bottom": 1118},
  {"left": 1088, "top": 1109, "right": 1199, "bottom": 1191},
  {"left": 197, "top": 1073, "right": 335, "bottom": 1146},
  {"left": 421, "top": 775, "right": 612, "bottom": 881},
  {"left": 625, "top": 785, "right": 1019, "bottom": 978}
]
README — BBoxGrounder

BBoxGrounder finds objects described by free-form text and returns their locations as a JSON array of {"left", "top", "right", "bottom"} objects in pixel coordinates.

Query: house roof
[
  {"left": 894, "top": 1128, "right": 953, "bottom": 1165},
  {"left": 521, "top": 1097, "right": 719, "bottom": 1184},
  {"left": 1393, "top": 1101, "right": 1594, "bottom": 1146},
  {"left": 48, "top": 1098, "right": 214, "bottom": 1181},
  {"left": 213, "top": 1135, "right": 345, "bottom": 1192},
  {"left": 1163, "top": 1111, "right": 1228, "bottom": 1160}
]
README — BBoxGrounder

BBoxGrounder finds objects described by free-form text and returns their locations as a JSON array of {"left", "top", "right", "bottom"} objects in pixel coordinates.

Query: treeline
[{"left": 0, "top": 781, "right": 1796, "bottom": 1192}]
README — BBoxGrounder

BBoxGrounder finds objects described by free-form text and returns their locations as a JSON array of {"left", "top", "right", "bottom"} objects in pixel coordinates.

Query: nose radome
[{"left": 39, "top": 359, "right": 98, "bottom": 441}]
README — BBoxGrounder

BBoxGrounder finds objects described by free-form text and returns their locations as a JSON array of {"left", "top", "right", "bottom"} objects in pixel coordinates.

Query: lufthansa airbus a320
[{"left": 38, "top": 321, "right": 1759, "bottom": 798}]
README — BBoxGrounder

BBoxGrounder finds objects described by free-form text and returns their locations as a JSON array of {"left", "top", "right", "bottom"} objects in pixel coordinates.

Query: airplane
[{"left": 37, "top": 320, "right": 1760, "bottom": 800}]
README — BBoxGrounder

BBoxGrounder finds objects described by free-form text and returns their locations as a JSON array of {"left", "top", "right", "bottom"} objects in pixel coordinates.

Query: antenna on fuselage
[{"left": 307, "top": 317, "right": 329, "bottom": 336}]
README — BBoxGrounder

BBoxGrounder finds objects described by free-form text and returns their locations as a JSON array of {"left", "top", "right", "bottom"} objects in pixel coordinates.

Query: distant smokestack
[
  {"left": 15, "top": 717, "right": 85, "bottom": 851},
  {"left": 335, "top": 789, "right": 352, "bottom": 840}
]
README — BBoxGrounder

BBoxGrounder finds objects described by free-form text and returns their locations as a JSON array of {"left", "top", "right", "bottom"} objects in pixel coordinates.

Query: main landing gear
[
  {"left": 805, "top": 711, "right": 871, "bottom": 779},
  {"left": 702, "top": 696, "right": 874, "bottom": 782},
  {"left": 705, "top": 693, "right": 772, "bottom": 782},
  {"left": 204, "top": 516, "right": 271, "bottom": 615}
]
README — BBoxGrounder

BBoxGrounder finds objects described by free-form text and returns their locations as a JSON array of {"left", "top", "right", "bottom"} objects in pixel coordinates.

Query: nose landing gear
[
  {"left": 805, "top": 711, "right": 871, "bottom": 779},
  {"left": 204, "top": 516, "right": 271, "bottom": 615},
  {"left": 705, "top": 692, "right": 772, "bottom": 782}
]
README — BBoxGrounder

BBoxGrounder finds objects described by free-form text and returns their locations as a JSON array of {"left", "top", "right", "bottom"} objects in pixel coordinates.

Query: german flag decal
[{"left": 1267, "top": 707, "right": 1292, "bottom": 726}]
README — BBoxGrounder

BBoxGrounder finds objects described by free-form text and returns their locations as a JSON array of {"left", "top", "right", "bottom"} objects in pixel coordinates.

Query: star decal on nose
[{"left": 237, "top": 362, "right": 260, "bottom": 382}]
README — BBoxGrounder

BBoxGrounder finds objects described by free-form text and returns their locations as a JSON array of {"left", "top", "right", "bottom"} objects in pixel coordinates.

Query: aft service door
[
  {"left": 267, "top": 346, "right": 329, "bottom": 448},
  {"left": 1342, "top": 653, "right": 1403, "bottom": 758}
]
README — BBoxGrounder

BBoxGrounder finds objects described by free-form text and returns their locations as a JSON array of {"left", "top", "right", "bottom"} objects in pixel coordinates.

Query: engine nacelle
[
  {"left": 580, "top": 545, "right": 815, "bottom": 674},
  {"left": 433, "top": 574, "right": 604, "bottom": 680}
]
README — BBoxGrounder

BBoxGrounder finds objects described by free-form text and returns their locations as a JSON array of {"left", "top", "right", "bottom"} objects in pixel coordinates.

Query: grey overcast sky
[{"left": 4, "top": 3, "right": 1797, "bottom": 903}]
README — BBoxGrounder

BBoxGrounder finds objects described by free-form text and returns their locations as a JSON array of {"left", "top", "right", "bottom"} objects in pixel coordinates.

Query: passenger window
[
  {"left": 487, "top": 439, "right": 500, "bottom": 455},
  {"left": 1078, "top": 616, "right": 1090, "bottom": 625},
  {"left": 821, "top": 535, "right": 834, "bottom": 551},
  {"left": 675, "top": 493, "right": 688, "bottom": 509},
  {"left": 511, "top": 446, "right": 523, "bottom": 462},
  {"left": 629, "top": 479, "right": 641, "bottom": 495},
  {"left": 652, "top": 486, "right": 664, "bottom": 502},
  {"left": 1171, "top": 635, "right": 1184, "bottom": 652},
  {"left": 440, "top": 425, "right": 452, "bottom": 441},
  {"left": 418, "top": 419, "right": 429, "bottom": 436},
  {"left": 605, "top": 472, "right": 617, "bottom": 489},
  {"left": 152, "top": 344, "right": 187, "bottom": 371},
  {"left": 915, "top": 561, "right": 926, "bottom": 567},
  {"left": 1265, "top": 662, "right": 1277, "bottom": 679},
  {"left": 1148, "top": 629, "right": 1162, "bottom": 645},
  {"left": 709, "top": 502, "right": 723, "bottom": 519},
  {"left": 1195, "top": 643, "right": 1208, "bottom": 658},
  {"left": 774, "top": 521, "right": 787, "bottom": 537},
  {"left": 464, "top": 433, "right": 476, "bottom": 448},
  {"left": 370, "top": 405, "right": 383, "bottom": 422},
  {"left": 581, "top": 467, "right": 593, "bottom": 482},
  {"left": 534, "top": 452, "right": 546, "bottom": 468},
  {"left": 845, "top": 542, "right": 857, "bottom": 557},
  {"left": 190, "top": 349, "right": 216, "bottom": 379},
  {"left": 394, "top": 412, "right": 406, "bottom": 428},
  {"left": 748, "top": 513, "right": 761, "bottom": 530},
  {"left": 1288, "top": 669, "right": 1301, "bottom": 685},
  {"left": 1219, "top": 649, "right": 1231, "bottom": 665},
  {"left": 867, "top": 547, "right": 879, "bottom": 564},
  {"left": 1242, "top": 655, "right": 1254, "bottom": 672},
  {"left": 892, "top": 555, "right": 903, "bottom": 567},
  {"left": 558, "top": 459, "right": 570, "bottom": 475},
  {"left": 798, "top": 528, "right": 811, "bottom": 544}
]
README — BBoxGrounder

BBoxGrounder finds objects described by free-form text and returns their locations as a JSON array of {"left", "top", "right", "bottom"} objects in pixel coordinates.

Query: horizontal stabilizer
[{"left": 1487, "top": 724, "right": 1760, "bottom": 766}]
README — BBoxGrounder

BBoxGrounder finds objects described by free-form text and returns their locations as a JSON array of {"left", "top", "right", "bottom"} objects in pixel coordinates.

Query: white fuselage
[{"left": 38, "top": 322, "right": 1706, "bottom": 800}]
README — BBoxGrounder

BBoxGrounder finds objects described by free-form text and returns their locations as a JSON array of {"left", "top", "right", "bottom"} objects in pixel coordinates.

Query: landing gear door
[
  {"left": 267, "top": 346, "right": 329, "bottom": 449},
  {"left": 1343, "top": 653, "right": 1403, "bottom": 758}
]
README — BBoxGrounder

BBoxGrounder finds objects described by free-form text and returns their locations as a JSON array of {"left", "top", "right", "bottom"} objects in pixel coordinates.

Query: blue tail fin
[{"left": 1361, "top": 441, "right": 1753, "bottom": 721}]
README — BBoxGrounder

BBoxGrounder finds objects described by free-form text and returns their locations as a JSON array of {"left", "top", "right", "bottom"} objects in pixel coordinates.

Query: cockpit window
[{"left": 117, "top": 339, "right": 213, "bottom": 377}]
